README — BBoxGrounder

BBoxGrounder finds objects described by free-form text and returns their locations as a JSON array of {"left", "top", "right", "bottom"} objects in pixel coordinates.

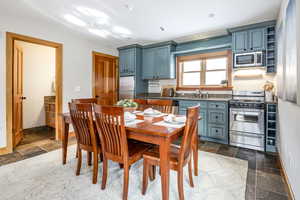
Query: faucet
[{"left": 195, "top": 89, "right": 202, "bottom": 98}]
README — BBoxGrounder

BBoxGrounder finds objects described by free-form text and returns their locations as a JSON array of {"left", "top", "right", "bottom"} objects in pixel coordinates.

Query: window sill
[{"left": 176, "top": 86, "right": 233, "bottom": 91}]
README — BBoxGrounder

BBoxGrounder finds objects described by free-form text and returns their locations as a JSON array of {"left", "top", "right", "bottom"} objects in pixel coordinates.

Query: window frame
[{"left": 176, "top": 50, "right": 232, "bottom": 90}]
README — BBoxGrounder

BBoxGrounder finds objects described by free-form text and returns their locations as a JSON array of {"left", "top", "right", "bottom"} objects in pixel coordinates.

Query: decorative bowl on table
[{"left": 116, "top": 99, "right": 138, "bottom": 112}]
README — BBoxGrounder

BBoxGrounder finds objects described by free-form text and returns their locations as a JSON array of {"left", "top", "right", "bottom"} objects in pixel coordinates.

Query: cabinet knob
[
  {"left": 244, "top": 49, "right": 247, "bottom": 51},
  {"left": 216, "top": 130, "right": 219, "bottom": 133},
  {"left": 250, "top": 48, "right": 253, "bottom": 50}
]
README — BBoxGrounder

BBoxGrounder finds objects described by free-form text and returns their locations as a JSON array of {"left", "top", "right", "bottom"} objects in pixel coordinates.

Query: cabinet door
[
  {"left": 233, "top": 31, "right": 248, "bottom": 52},
  {"left": 119, "top": 51, "right": 126, "bottom": 76},
  {"left": 142, "top": 48, "right": 155, "bottom": 79},
  {"left": 127, "top": 48, "right": 135, "bottom": 75},
  {"left": 249, "top": 28, "right": 265, "bottom": 51},
  {"left": 207, "top": 124, "right": 227, "bottom": 141},
  {"left": 199, "top": 110, "right": 207, "bottom": 137},
  {"left": 155, "top": 46, "right": 170, "bottom": 79}
]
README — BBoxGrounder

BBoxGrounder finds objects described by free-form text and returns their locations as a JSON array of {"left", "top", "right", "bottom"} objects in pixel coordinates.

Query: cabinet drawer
[
  {"left": 208, "top": 110, "right": 226, "bottom": 124},
  {"left": 207, "top": 124, "right": 227, "bottom": 141},
  {"left": 179, "top": 100, "right": 207, "bottom": 109},
  {"left": 208, "top": 102, "right": 226, "bottom": 110}
]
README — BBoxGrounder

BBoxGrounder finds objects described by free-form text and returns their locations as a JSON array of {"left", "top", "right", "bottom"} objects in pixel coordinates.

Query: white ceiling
[{"left": 21, "top": 0, "right": 282, "bottom": 48}]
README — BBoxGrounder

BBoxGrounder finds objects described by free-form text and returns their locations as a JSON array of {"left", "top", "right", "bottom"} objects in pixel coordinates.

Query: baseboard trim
[
  {"left": 0, "top": 147, "right": 12, "bottom": 155},
  {"left": 279, "top": 154, "right": 296, "bottom": 200}
]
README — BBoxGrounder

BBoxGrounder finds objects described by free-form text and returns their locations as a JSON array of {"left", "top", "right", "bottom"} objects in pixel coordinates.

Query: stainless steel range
[{"left": 229, "top": 91, "right": 265, "bottom": 151}]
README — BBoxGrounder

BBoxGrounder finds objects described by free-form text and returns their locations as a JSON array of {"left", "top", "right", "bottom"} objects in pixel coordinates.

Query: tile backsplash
[{"left": 147, "top": 71, "right": 276, "bottom": 94}]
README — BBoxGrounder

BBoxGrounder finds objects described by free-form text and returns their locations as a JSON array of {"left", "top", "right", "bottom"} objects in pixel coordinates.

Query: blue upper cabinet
[
  {"left": 119, "top": 48, "right": 136, "bottom": 77},
  {"left": 229, "top": 21, "right": 277, "bottom": 53},
  {"left": 233, "top": 31, "right": 248, "bottom": 52},
  {"left": 249, "top": 28, "right": 265, "bottom": 51},
  {"left": 142, "top": 41, "right": 176, "bottom": 80},
  {"left": 142, "top": 48, "right": 156, "bottom": 79}
]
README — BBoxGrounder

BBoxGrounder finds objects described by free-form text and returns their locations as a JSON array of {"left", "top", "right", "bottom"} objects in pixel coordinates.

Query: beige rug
[{"left": 0, "top": 145, "right": 248, "bottom": 200}]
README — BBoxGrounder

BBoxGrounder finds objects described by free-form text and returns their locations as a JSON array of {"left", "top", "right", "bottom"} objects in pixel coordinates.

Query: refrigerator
[{"left": 119, "top": 76, "right": 135, "bottom": 99}]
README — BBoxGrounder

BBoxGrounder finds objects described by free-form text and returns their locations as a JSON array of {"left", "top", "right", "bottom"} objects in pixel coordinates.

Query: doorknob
[
  {"left": 95, "top": 95, "right": 99, "bottom": 98},
  {"left": 20, "top": 96, "right": 26, "bottom": 100}
]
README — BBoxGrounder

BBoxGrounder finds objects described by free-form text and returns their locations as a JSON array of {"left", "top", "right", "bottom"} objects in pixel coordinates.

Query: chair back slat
[
  {"left": 93, "top": 105, "right": 128, "bottom": 161},
  {"left": 147, "top": 99, "right": 174, "bottom": 114},
  {"left": 179, "top": 105, "right": 199, "bottom": 164},
  {"left": 72, "top": 98, "right": 97, "bottom": 104},
  {"left": 68, "top": 103, "right": 97, "bottom": 147}
]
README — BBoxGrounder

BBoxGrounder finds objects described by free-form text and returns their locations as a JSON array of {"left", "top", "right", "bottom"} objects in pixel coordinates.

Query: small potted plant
[
  {"left": 116, "top": 99, "right": 138, "bottom": 112},
  {"left": 263, "top": 81, "right": 274, "bottom": 102}
]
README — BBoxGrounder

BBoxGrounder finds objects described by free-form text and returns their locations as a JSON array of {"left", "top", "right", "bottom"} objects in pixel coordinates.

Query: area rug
[{"left": 0, "top": 145, "right": 248, "bottom": 200}]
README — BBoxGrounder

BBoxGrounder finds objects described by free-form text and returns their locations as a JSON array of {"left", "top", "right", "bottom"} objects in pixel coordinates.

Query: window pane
[
  {"left": 183, "top": 60, "right": 201, "bottom": 72},
  {"left": 206, "top": 71, "right": 226, "bottom": 85},
  {"left": 182, "top": 73, "right": 200, "bottom": 85},
  {"left": 206, "top": 57, "right": 227, "bottom": 70}
]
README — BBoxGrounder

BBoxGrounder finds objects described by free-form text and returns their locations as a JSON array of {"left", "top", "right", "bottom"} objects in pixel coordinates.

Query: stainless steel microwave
[{"left": 234, "top": 51, "right": 264, "bottom": 68}]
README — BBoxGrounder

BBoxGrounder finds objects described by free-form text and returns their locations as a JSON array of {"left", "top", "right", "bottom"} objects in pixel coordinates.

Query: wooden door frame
[
  {"left": 0, "top": 32, "right": 63, "bottom": 155},
  {"left": 92, "top": 51, "right": 119, "bottom": 100}
]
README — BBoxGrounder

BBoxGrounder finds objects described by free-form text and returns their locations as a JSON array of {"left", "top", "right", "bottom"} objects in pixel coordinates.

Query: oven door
[{"left": 230, "top": 108, "right": 264, "bottom": 135}]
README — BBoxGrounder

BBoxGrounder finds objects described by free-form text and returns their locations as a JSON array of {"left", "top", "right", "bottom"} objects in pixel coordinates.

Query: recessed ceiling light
[
  {"left": 113, "top": 26, "right": 131, "bottom": 35},
  {"left": 89, "top": 28, "right": 110, "bottom": 38},
  {"left": 76, "top": 6, "right": 109, "bottom": 19},
  {"left": 64, "top": 14, "right": 86, "bottom": 26},
  {"left": 124, "top": 4, "right": 134, "bottom": 11},
  {"left": 208, "top": 13, "right": 215, "bottom": 18}
]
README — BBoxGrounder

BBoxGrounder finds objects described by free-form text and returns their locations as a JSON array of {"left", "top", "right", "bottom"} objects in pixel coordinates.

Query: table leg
[
  {"left": 160, "top": 138, "right": 170, "bottom": 200},
  {"left": 62, "top": 118, "right": 70, "bottom": 165}
]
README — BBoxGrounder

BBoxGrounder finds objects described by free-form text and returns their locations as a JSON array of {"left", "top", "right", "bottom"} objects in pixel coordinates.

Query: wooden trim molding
[
  {"left": 2, "top": 32, "right": 63, "bottom": 155},
  {"left": 176, "top": 50, "right": 233, "bottom": 90},
  {"left": 279, "top": 154, "right": 296, "bottom": 200}
]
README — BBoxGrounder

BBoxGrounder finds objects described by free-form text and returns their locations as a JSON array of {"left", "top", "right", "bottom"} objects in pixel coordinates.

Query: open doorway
[
  {"left": 14, "top": 40, "right": 56, "bottom": 149},
  {"left": 1, "top": 32, "right": 63, "bottom": 155}
]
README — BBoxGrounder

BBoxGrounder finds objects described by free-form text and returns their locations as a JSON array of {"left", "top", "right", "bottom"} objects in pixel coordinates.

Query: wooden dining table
[{"left": 60, "top": 112, "right": 197, "bottom": 200}]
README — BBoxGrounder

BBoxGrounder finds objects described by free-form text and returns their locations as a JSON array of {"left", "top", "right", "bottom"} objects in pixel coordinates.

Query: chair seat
[
  {"left": 128, "top": 141, "right": 151, "bottom": 164},
  {"left": 143, "top": 144, "right": 181, "bottom": 165}
]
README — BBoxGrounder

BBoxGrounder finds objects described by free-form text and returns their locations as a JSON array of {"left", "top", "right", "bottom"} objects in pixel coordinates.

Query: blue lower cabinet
[
  {"left": 178, "top": 100, "right": 228, "bottom": 144},
  {"left": 208, "top": 110, "right": 226, "bottom": 124},
  {"left": 207, "top": 124, "right": 228, "bottom": 143},
  {"left": 199, "top": 110, "right": 207, "bottom": 137}
]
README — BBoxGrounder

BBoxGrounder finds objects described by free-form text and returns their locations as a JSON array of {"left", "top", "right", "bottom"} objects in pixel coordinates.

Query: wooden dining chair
[
  {"left": 72, "top": 98, "right": 97, "bottom": 104},
  {"left": 147, "top": 99, "right": 174, "bottom": 114},
  {"left": 142, "top": 105, "right": 199, "bottom": 200},
  {"left": 93, "top": 105, "right": 150, "bottom": 200},
  {"left": 68, "top": 103, "right": 102, "bottom": 184},
  {"left": 133, "top": 99, "right": 149, "bottom": 110}
]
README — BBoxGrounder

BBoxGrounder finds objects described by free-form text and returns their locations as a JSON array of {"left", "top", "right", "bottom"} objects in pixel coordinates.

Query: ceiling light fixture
[
  {"left": 113, "top": 26, "right": 132, "bottom": 35},
  {"left": 76, "top": 6, "right": 109, "bottom": 19},
  {"left": 160, "top": 26, "right": 165, "bottom": 31},
  {"left": 64, "top": 14, "right": 87, "bottom": 26},
  {"left": 89, "top": 28, "right": 110, "bottom": 38}
]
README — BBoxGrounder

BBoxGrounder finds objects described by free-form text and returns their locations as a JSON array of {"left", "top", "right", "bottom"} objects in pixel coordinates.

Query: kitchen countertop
[{"left": 137, "top": 93, "right": 232, "bottom": 102}]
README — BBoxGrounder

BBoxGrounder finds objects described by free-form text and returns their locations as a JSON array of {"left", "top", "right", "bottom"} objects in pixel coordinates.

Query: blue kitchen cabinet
[
  {"left": 232, "top": 28, "right": 265, "bottom": 53},
  {"left": 142, "top": 42, "right": 176, "bottom": 80},
  {"left": 178, "top": 100, "right": 228, "bottom": 144},
  {"left": 249, "top": 28, "right": 265, "bottom": 51},
  {"left": 142, "top": 48, "right": 156, "bottom": 79},
  {"left": 119, "top": 48, "right": 135, "bottom": 77},
  {"left": 233, "top": 31, "right": 248, "bottom": 52}
]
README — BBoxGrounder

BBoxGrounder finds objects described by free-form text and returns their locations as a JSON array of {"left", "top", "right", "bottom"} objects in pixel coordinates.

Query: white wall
[
  {"left": 16, "top": 41, "right": 56, "bottom": 129},
  {"left": 0, "top": 0, "right": 117, "bottom": 148},
  {"left": 276, "top": 0, "right": 300, "bottom": 199}
]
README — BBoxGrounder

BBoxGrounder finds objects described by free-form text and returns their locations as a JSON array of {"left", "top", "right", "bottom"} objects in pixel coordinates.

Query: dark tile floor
[{"left": 0, "top": 134, "right": 291, "bottom": 200}]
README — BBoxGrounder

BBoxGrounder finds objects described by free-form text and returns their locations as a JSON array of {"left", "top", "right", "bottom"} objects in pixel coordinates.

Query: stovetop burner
[{"left": 230, "top": 91, "right": 265, "bottom": 109}]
